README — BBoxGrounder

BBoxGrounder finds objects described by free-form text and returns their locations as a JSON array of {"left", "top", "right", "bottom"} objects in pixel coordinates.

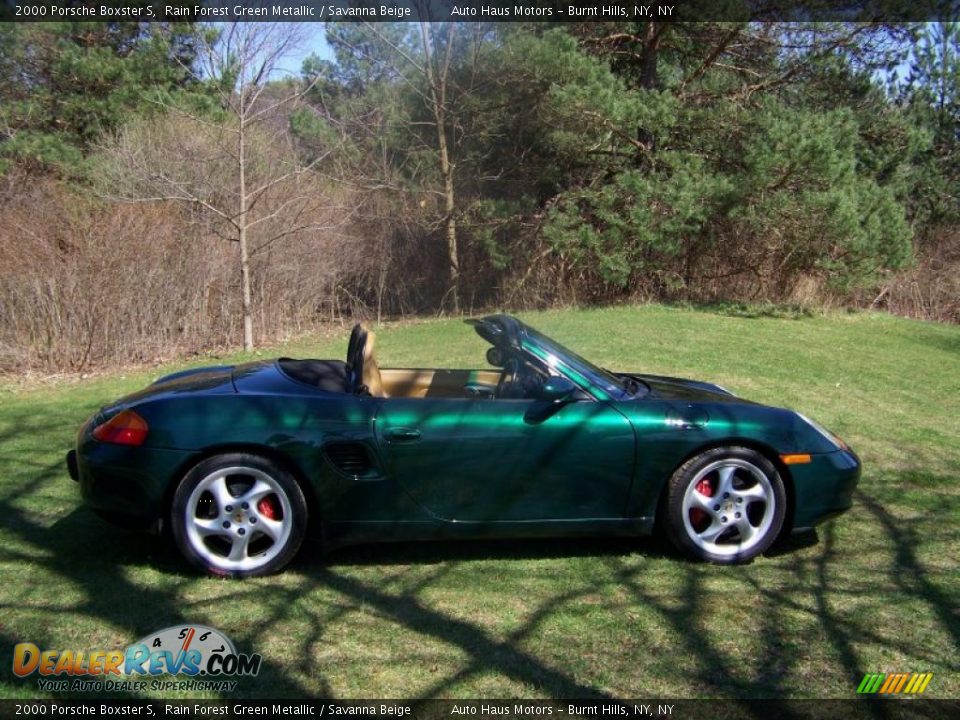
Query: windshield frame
[
  {"left": 471, "top": 315, "right": 636, "bottom": 401},
  {"left": 512, "top": 321, "right": 631, "bottom": 401}
]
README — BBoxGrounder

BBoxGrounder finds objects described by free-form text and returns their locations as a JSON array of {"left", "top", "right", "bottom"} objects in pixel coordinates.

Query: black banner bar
[
  {"left": 1, "top": 0, "right": 957, "bottom": 23},
  {"left": 0, "top": 700, "right": 959, "bottom": 720}
]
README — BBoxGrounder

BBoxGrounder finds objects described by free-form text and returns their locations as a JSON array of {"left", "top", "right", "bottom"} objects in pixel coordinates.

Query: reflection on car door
[{"left": 374, "top": 396, "right": 635, "bottom": 522}]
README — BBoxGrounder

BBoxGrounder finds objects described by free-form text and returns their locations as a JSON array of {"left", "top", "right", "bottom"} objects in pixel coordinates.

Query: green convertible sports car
[{"left": 67, "top": 315, "right": 860, "bottom": 577}]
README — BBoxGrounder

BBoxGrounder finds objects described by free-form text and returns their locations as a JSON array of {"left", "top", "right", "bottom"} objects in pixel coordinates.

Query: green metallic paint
[
  {"left": 376, "top": 397, "right": 635, "bottom": 521},
  {"left": 72, "top": 316, "right": 860, "bottom": 552}
]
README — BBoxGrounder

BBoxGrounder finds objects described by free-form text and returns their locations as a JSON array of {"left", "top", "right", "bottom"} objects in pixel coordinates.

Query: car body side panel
[{"left": 374, "top": 397, "right": 636, "bottom": 522}]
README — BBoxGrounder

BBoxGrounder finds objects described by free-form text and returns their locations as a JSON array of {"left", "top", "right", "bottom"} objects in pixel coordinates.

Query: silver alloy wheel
[
  {"left": 183, "top": 466, "right": 293, "bottom": 573},
  {"left": 681, "top": 458, "right": 775, "bottom": 557}
]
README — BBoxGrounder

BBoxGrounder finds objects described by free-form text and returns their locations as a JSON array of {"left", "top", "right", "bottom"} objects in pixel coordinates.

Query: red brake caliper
[
  {"left": 257, "top": 496, "right": 279, "bottom": 520},
  {"left": 690, "top": 476, "right": 713, "bottom": 529}
]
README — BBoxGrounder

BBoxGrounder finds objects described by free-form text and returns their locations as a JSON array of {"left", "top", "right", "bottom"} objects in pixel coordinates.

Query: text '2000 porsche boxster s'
[{"left": 67, "top": 316, "right": 860, "bottom": 577}]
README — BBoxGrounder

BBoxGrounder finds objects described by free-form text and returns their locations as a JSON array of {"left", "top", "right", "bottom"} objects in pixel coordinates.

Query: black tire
[
  {"left": 663, "top": 446, "right": 786, "bottom": 564},
  {"left": 171, "top": 453, "right": 307, "bottom": 578}
]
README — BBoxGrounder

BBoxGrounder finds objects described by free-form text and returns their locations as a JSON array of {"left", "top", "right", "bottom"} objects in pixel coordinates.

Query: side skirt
[{"left": 318, "top": 517, "right": 654, "bottom": 551}]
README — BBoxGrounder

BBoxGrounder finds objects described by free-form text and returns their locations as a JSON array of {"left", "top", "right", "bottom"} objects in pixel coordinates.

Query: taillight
[{"left": 92, "top": 410, "right": 149, "bottom": 446}]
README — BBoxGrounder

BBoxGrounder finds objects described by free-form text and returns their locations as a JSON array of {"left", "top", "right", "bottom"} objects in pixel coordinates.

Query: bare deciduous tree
[{"left": 101, "top": 22, "right": 331, "bottom": 350}]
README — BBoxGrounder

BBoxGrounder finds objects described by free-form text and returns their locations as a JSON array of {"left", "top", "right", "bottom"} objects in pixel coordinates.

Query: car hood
[{"left": 621, "top": 372, "right": 756, "bottom": 404}]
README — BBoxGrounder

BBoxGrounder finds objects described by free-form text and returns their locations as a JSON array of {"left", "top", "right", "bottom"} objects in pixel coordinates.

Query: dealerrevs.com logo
[{"left": 13, "top": 625, "right": 261, "bottom": 693}]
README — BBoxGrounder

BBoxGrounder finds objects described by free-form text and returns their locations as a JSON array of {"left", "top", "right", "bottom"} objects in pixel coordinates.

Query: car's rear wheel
[
  {"left": 663, "top": 446, "right": 785, "bottom": 564},
  {"left": 171, "top": 453, "right": 307, "bottom": 578}
]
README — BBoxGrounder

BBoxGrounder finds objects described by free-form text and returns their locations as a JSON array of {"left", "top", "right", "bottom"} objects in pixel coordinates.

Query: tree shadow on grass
[
  {"left": 1, "top": 454, "right": 629, "bottom": 699},
  {"left": 2, "top": 499, "right": 635, "bottom": 698},
  {"left": 855, "top": 487, "right": 960, "bottom": 651},
  {"left": 765, "top": 528, "right": 821, "bottom": 557},
  {"left": 0, "top": 500, "right": 325, "bottom": 699}
]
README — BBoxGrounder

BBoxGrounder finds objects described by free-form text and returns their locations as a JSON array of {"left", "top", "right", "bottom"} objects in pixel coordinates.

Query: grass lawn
[{"left": 1, "top": 304, "right": 958, "bottom": 700}]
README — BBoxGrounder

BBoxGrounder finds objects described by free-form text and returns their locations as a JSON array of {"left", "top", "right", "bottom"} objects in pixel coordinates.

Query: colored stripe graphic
[
  {"left": 857, "top": 673, "right": 885, "bottom": 694},
  {"left": 858, "top": 672, "right": 932, "bottom": 695},
  {"left": 880, "top": 673, "right": 901, "bottom": 693}
]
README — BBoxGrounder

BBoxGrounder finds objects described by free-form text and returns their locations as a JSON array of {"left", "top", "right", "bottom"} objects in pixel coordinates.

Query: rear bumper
[
  {"left": 70, "top": 436, "right": 193, "bottom": 533},
  {"left": 790, "top": 448, "right": 861, "bottom": 530}
]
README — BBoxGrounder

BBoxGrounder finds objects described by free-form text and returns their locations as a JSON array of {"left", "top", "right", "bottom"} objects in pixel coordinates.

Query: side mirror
[
  {"left": 486, "top": 347, "right": 505, "bottom": 368},
  {"left": 540, "top": 376, "right": 577, "bottom": 402}
]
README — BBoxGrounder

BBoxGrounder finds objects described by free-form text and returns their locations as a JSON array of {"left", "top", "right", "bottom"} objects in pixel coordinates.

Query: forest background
[{"left": 1, "top": 18, "right": 957, "bottom": 371}]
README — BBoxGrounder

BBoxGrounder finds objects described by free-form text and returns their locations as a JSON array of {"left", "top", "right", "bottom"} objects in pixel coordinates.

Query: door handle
[{"left": 385, "top": 427, "right": 421, "bottom": 443}]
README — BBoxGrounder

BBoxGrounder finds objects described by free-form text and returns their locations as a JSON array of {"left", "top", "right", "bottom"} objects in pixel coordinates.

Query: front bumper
[{"left": 790, "top": 448, "right": 861, "bottom": 531}]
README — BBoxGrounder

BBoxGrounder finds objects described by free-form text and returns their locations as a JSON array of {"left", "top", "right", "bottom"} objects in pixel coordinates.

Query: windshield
[{"left": 519, "top": 324, "right": 631, "bottom": 400}]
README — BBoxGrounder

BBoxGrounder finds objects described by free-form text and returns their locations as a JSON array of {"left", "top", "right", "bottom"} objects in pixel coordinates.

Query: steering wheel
[{"left": 496, "top": 357, "right": 520, "bottom": 399}]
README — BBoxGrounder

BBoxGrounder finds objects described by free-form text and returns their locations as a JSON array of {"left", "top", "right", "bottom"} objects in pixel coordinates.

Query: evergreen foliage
[{"left": 0, "top": 22, "right": 202, "bottom": 177}]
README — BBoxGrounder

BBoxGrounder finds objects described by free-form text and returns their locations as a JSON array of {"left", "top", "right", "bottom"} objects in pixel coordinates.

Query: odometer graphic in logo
[{"left": 126, "top": 624, "right": 261, "bottom": 677}]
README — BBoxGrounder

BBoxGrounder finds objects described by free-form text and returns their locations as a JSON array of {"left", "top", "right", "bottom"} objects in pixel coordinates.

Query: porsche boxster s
[{"left": 67, "top": 315, "right": 860, "bottom": 577}]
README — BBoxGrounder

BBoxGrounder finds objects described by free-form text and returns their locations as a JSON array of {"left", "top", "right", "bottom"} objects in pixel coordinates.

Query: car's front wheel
[
  {"left": 171, "top": 453, "right": 307, "bottom": 578},
  {"left": 663, "top": 447, "right": 786, "bottom": 564}
]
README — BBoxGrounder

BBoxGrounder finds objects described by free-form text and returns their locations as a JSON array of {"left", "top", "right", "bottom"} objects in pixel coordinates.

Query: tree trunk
[
  {"left": 420, "top": 21, "right": 460, "bottom": 314},
  {"left": 439, "top": 127, "right": 459, "bottom": 314},
  {"left": 641, "top": 22, "right": 662, "bottom": 90},
  {"left": 239, "top": 227, "right": 253, "bottom": 351},
  {"left": 238, "top": 118, "right": 254, "bottom": 351}
]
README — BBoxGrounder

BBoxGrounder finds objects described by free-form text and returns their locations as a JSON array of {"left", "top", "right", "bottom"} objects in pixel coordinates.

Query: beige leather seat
[{"left": 360, "top": 326, "right": 384, "bottom": 397}]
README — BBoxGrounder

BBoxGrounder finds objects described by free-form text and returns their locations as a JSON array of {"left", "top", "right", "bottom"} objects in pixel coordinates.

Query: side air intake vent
[{"left": 325, "top": 442, "right": 373, "bottom": 476}]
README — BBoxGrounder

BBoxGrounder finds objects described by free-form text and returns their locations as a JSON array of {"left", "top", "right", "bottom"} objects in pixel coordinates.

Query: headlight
[{"left": 797, "top": 412, "right": 848, "bottom": 451}]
